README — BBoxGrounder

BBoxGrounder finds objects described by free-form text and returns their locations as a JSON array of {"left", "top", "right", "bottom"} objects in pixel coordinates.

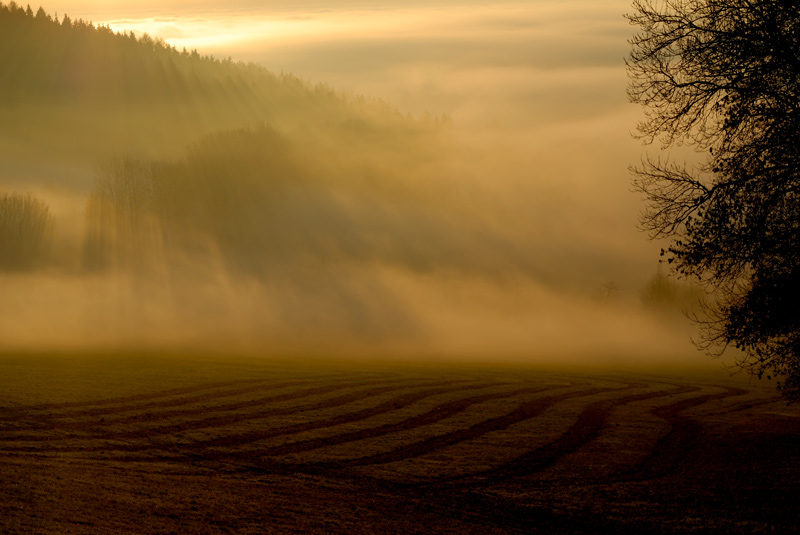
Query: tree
[
  {"left": 83, "top": 157, "right": 164, "bottom": 271},
  {"left": 0, "top": 191, "right": 54, "bottom": 270},
  {"left": 626, "top": 0, "right": 800, "bottom": 399}
]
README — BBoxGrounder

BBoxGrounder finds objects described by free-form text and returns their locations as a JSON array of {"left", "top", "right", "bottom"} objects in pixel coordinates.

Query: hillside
[
  {"left": 0, "top": 2, "right": 533, "bottom": 354},
  {"left": 0, "top": 1, "right": 425, "bottom": 169},
  {"left": 0, "top": 2, "right": 460, "bottom": 277}
]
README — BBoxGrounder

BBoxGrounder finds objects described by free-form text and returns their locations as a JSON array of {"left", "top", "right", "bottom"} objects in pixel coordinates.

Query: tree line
[
  {"left": 0, "top": 1, "right": 428, "bottom": 168},
  {"left": 0, "top": 1, "right": 284, "bottom": 106}
]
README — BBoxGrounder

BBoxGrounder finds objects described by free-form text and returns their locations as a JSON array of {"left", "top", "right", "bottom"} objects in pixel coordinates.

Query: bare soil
[{"left": 1, "top": 355, "right": 798, "bottom": 534}]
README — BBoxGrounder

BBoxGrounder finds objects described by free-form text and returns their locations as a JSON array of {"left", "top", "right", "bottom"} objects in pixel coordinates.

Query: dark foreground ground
[{"left": 1, "top": 354, "right": 798, "bottom": 534}]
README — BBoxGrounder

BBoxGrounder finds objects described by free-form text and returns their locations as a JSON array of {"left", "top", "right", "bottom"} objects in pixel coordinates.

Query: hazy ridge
[{"left": 0, "top": 2, "right": 431, "bottom": 168}]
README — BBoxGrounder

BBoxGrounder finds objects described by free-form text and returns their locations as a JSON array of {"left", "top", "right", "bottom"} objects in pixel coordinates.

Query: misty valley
[
  {"left": 0, "top": 2, "right": 704, "bottom": 357},
  {"left": 2, "top": 2, "right": 800, "bottom": 534}
]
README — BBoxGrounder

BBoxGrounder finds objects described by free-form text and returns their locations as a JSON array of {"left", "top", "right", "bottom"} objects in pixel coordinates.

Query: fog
[{"left": 0, "top": 1, "right": 720, "bottom": 368}]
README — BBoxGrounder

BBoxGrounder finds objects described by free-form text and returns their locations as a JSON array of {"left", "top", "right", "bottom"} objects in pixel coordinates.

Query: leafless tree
[{"left": 0, "top": 191, "right": 54, "bottom": 270}]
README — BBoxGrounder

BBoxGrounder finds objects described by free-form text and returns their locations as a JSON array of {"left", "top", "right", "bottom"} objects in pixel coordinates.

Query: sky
[
  {"left": 2, "top": 1, "right": 721, "bottom": 366},
  {"left": 46, "top": 1, "right": 633, "bottom": 127}
]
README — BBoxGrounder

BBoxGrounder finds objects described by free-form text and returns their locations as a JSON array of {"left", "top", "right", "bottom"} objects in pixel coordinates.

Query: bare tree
[
  {"left": 0, "top": 191, "right": 54, "bottom": 270},
  {"left": 83, "top": 157, "right": 163, "bottom": 270},
  {"left": 627, "top": 0, "right": 800, "bottom": 399}
]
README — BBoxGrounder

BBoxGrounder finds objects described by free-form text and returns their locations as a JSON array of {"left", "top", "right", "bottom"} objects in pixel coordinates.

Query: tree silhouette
[
  {"left": 627, "top": 0, "right": 800, "bottom": 398},
  {"left": 83, "top": 157, "right": 164, "bottom": 270},
  {"left": 0, "top": 191, "right": 54, "bottom": 270}
]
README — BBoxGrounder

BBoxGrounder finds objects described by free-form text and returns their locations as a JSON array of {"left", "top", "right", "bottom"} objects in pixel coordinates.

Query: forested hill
[
  {"left": 0, "top": 2, "right": 422, "bottom": 166},
  {"left": 1, "top": 3, "right": 249, "bottom": 104},
  {"left": 1, "top": 2, "right": 470, "bottom": 290}
]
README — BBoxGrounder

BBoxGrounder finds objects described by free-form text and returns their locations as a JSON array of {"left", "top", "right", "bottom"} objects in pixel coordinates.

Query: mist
[{"left": 0, "top": 1, "right": 717, "bottom": 368}]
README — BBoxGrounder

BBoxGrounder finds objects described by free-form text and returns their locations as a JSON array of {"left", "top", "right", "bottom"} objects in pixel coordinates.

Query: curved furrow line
[
  {"left": 1, "top": 376, "right": 418, "bottom": 432},
  {"left": 615, "top": 386, "right": 749, "bottom": 482},
  {"left": 0, "top": 380, "right": 378, "bottom": 442},
  {"left": 0, "top": 377, "right": 280, "bottom": 414},
  {"left": 193, "top": 383, "right": 571, "bottom": 462},
  {"left": 2, "top": 379, "right": 474, "bottom": 452},
  {"left": 708, "top": 395, "right": 786, "bottom": 416},
  {"left": 450, "top": 384, "right": 698, "bottom": 486},
  {"left": 0, "top": 371, "right": 404, "bottom": 417},
  {"left": 0, "top": 379, "right": 413, "bottom": 443},
  {"left": 0, "top": 379, "right": 323, "bottom": 430},
  {"left": 252, "top": 384, "right": 634, "bottom": 475}
]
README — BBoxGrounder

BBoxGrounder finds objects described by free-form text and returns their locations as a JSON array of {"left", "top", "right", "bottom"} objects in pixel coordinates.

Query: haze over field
[{"left": 0, "top": 1, "right": 716, "bottom": 366}]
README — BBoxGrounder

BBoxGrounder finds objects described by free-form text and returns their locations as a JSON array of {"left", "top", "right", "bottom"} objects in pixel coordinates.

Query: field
[{"left": 1, "top": 354, "right": 799, "bottom": 534}]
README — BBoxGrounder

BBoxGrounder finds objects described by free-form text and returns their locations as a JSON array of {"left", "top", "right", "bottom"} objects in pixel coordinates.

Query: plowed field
[{"left": 1, "top": 356, "right": 798, "bottom": 534}]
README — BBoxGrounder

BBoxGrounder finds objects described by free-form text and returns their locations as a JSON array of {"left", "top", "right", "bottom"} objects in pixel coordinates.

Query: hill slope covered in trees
[
  {"left": 0, "top": 1, "right": 429, "bottom": 169},
  {"left": 0, "top": 2, "right": 534, "bottom": 354},
  {"left": 1, "top": 1, "right": 457, "bottom": 277}
]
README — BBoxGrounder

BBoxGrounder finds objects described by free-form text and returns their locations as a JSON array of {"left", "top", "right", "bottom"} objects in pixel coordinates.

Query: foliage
[
  {"left": 0, "top": 1, "right": 416, "bottom": 164},
  {"left": 83, "top": 126, "right": 299, "bottom": 271},
  {"left": 626, "top": 0, "right": 800, "bottom": 398},
  {"left": 80, "top": 122, "right": 480, "bottom": 280},
  {"left": 0, "top": 0, "right": 287, "bottom": 105},
  {"left": 0, "top": 191, "right": 54, "bottom": 270}
]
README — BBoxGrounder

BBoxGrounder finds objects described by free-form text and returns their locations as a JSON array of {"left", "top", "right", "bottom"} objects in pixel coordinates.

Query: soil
[{"left": 1, "top": 355, "right": 798, "bottom": 534}]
